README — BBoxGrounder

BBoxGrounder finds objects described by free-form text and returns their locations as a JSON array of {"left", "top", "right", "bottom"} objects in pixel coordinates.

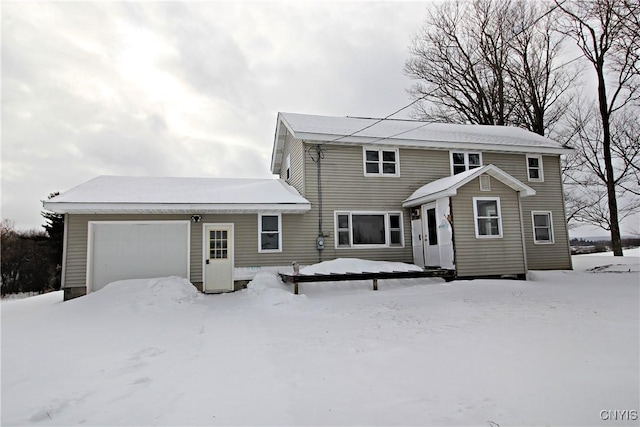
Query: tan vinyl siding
[
  {"left": 297, "top": 142, "right": 451, "bottom": 263},
  {"left": 279, "top": 132, "right": 305, "bottom": 196},
  {"left": 63, "top": 213, "right": 312, "bottom": 289},
  {"left": 451, "top": 177, "right": 526, "bottom": 277},
  {"left": 483, "top": 152, "right": 571, "bottom": 270}
]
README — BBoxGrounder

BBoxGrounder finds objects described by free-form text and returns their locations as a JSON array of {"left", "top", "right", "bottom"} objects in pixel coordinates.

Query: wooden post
[
  {"left": 293, "top": 261, "right": 300, "bottom": 295},
  {"left": 373, "top": 278, "right": 378, "bottom": 291}
]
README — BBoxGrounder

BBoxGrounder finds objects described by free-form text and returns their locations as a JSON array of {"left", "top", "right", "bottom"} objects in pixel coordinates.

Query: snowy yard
[{"left": 2, "top": 251, "right": 639, "bottom": 426}]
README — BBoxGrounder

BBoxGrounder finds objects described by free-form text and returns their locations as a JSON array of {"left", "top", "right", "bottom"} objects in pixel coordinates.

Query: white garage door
[{"left": 88, "top": 221, "right": 190, "bottom": 292}]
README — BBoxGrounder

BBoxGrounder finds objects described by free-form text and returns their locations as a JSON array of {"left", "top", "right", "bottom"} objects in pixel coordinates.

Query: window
[
  {"left": 426, "top": 208, "right": 438, "bottom": 245},
  {"left": 451, "top": 152, "right": 482, "bottom": 175},
  {"left": 473, "top": 197, "right": 502, "bottom": 238},
  {"left": 258, "top": 214, "right": 282, "bottom": 252},
  {"left": 532, "top": 211, "right": 554, "bottom": 244},
  {"left": 335, "top": 211, "right": 403, "bottom": 248},
  {"left": 285, "top": 154, "right": 291, "bottom": 181},
  {"left": 526, "top": 155, "right": 543, "bottom": 182},
  {"left": 363, "top": 148, "right": 399, "bottom": 176}
]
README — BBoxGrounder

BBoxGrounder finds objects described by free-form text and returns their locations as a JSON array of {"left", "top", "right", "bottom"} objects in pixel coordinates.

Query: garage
[{"left": 87, "top": 221, "right": 190, "bottom": 292}]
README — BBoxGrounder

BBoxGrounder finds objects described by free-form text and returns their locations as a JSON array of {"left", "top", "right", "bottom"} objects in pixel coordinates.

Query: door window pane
[{"left": 426, "top": 208, "right": 438, "bottom": 245}]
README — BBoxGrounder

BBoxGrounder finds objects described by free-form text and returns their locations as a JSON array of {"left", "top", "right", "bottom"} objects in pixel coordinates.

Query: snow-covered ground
[{"left": 2, "top": 254, "right": 638, "bottom": 426}]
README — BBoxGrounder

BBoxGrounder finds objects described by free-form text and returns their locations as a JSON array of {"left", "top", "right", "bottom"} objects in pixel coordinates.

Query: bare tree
[
  {"left": 556, "top": 0, "right": 640, "bottom": 255},
  {"left": 405, "top": 0, "right": 575, "bottom": 136}
]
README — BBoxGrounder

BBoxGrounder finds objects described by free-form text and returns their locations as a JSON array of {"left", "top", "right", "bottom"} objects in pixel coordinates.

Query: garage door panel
[{"left": 90, "top": 222, "right": 189, "bottom": 292}]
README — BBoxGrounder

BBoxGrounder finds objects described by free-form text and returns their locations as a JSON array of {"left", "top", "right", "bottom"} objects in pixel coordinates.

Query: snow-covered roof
[
  {"left": 44, "top": 176, "right": 311, "bottom": 214},
  {"left": 271, "top": 112, "right": 571, "bottom": 174},
  {"left": 402, "top": 164, "right": 536, "bottom": 208}
]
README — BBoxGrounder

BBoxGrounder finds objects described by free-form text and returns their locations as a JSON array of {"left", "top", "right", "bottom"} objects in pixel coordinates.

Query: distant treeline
[
  {"left": 570, "top": 237, "right": 640, "bottom": 247},
  {"left": 1, "top": 194, "right": 64, "bottom": 297}
]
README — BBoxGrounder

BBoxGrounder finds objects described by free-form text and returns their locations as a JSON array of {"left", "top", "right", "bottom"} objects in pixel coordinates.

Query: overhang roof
[
  {"left": 271, "top": 112, "right": 572, "bottom": 174},
  {"left": 44, "top": 176, "right": 311, "bottom": 214},
  {"left": 402, "top": 164, "right": 536, "bottom": 208}
]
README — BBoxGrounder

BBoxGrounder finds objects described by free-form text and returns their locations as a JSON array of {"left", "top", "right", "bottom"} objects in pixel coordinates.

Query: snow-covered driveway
[{"left": 2, "top": 253, "right": 638, "bottom": 426}]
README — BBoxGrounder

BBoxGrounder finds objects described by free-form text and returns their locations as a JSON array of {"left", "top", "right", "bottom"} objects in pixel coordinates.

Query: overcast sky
[
  {"left": 2, "top": 1, "right": 429, "bottom": 231},
  {"left": 1, "top": 1, "right": 631, "bottom": 238}
]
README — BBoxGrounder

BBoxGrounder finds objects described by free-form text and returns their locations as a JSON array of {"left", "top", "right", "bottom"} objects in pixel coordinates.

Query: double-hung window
[
  {"left": 473, "top": 197, "right": 502, "bottom": 238},
  {"left": 258, "top": 213, "right": 282, "bottom": 252},
  {"left": 335, "top": 212, "right": 403, "bottom": 247},
  {"left": 363, "top": 148, "right": 399, "bottom": 176},
  {"left": 451, "top": 152, "right": 482, "bottom": 175},
  {"left": 526, "top": 155, "right": 543, "bottom": 181},
  {"left": 532, "top": 211, "right": 554, "bottom": 244}
]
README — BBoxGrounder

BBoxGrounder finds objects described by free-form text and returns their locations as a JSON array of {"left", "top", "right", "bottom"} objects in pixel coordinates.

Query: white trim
[
  {"left": 362, "top": 147, "right": 400, "bottom": 177},
  {"left": 403, "top": 164, "right": 536, "bottom": 208},
  {"left": 44, "top": 202, "right": 311, "bottom": 214},
  {"left": 333, "top": 210, "right": 404, "bottom": 249},
  {"left": 86, "top": 220, "right": 191, "bottom": 294},
  {"left": 202, "top": 223, "right": 235, "bottom": 292},
  {"left": 479, "top": 174, "right": 491, "bottom": 191},
  {"left": 472, "top": 197, "right": 503, "bottom": 239},
  {"left": 531, "top": 211, "right": 555, "bottom": 244},
  {"left": 449, "top": 151, "right": 483, "bottom": 175},
  {"left": 526, "top": 154, "right": 544, "bottom": 182},
  {"left": 258, "top": 213, "right": 282, "bottom": 253}
]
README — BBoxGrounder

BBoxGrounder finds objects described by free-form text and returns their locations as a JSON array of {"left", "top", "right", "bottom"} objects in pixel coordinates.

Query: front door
[
  {"left": 411, "top": 207, "right": 425, "bottom": 268},
  {"left": 424, "top": 203, "right": 441, "bottom": 267},
  {"left": 204, "top": 224, "right": 234, "bottom": 293}
]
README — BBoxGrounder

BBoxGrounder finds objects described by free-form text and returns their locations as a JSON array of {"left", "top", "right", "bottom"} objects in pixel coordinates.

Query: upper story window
[
  {"left": 363, "top": 148, "right": 399, "bottom": 176},
  {"left": 258, "top": 213, "right": 282, "bottom": 253},
  {"left": 526, "top": 155, "right": 544, "bottom": 182},
  {"left": 451, "top": 151, "right": 482, "bottom": 175}
]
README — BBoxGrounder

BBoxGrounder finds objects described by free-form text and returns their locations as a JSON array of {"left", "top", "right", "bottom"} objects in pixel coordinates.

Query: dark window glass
[
  {"left": 366, "top": 150, "right": 379, "bottom": 162},
  {"left": 261, "top": 216, "right": 279, "bottom": 232},
  {"left": 382, "top": 163, "right": 396, "bottom": 174},
  {"left": 426, "top": 208, "right": 438, "bottom": 245},
  {"left": 352, "top": 215, "right": 385, "bottom": 245},
  {"left": 452, "top": 153, "right": 465, "bottom": 164},
  {"left": 338, "top": 215, "right": 349, "bottom": 229},
  {"left": 338, "top": 231, "right": 350, "bottom": 246},
  {"left": 469, "top": 153, "right": 481, "bottom": 166},
  {"left": 366, "top": 162, "right": 379, "bottom": 174},
  {"left": 261, "top": 233, "right": 278, "bottom": 250},
  {"left": 453, "top": 165, "right": 466, "bottom": 175},
  {"left": 382, "top": 151, "right": 396, "bottom": 162}
]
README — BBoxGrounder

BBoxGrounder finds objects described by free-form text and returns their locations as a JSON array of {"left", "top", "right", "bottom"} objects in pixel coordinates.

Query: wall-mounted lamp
[{"left": 191, "top": 215, "right": 202, "bottom": 223}]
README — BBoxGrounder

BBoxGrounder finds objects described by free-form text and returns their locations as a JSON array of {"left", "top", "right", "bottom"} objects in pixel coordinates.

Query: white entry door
[
  {"left": 411, "top": 208, "right": 425, "bottom": 268},
  {"left": 424, "top": 203, "right": 441, "bottom": 267},
  {"left": 204, "top": 224, "right": 234, "bottom": 293}
]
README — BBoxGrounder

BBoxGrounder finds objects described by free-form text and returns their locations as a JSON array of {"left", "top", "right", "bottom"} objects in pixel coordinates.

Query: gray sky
[
  {"left": 1, "top": 1, "right": 632, "bottom": 238},
  {"left": 2, "top": 1, "right": 427, "bottom": 231}
]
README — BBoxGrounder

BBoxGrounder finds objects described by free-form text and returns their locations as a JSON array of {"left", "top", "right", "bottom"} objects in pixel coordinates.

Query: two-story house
[{"left": 45, "top": 112, "right": 573, "bottom": 300}]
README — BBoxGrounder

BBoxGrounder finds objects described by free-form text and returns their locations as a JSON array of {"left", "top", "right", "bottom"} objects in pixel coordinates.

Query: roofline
[
  {"left": 402, "top": 164, "right": 536, "bottom": 208},
  {"left": 43, "top": 202, "right": 311, "bottom": 215},
  {"left": 297, "top": 133, "right": 573, "bottom": 155}
]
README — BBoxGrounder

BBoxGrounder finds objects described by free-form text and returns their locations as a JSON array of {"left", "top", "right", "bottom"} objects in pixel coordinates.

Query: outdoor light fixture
[{"left": 191, "top": 215, "right": 202, "bottom": 223}]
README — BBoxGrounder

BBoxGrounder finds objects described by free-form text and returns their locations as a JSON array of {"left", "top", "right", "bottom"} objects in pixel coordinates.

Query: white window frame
[
  {"left": 526, "top": 154, "right": 544, "bottom": 182},
  {"left": 258, "top": 213, "right": 282, "bottom": 253},
  {"left": 362, "top": 147, "right": 400, "bottom": 177},
  {"left": 334, "top": 211, "right": 404, "bottom": 248},
  {"left": 450, "top": 151, "right": 483, "bottom": 175},
  {"left": 473, "top": 197, "right": 503, "bottom": 239},
  {"left": 285, "top": 154, "right": 291, "bottom": 181},
  {"left": 531, "top": 211, "right": 554, "bottom": 244}
]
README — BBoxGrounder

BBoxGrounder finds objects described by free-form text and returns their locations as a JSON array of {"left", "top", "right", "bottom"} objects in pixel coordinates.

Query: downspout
[{"left": 517, "top": 192, "right": 528, "bottom": 277}]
